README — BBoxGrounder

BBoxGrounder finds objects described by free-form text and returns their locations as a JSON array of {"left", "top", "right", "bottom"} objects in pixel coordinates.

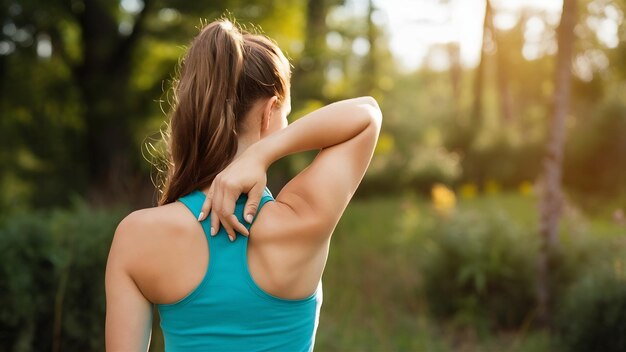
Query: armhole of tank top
[
  {"left": 242, "top": 194, "right": 319, "bottom": 305},
  {"left": 158, "top": 194, "right": 214, "bottom": 310}
]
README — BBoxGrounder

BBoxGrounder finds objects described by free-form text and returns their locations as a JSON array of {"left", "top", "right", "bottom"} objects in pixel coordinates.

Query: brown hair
[{"left": 157, "top": 19, "right": 290, "bottom": 205}]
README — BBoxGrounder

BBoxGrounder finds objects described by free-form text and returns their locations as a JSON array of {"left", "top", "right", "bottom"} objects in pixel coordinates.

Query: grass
[{"left": 314, "top": 191, "right": 624, "bottom": 351}]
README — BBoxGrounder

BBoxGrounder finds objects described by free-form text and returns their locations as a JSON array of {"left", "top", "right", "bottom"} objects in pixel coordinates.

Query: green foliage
[
  {"left": 564, "top": 99, "right": 626, "bottom": 197},
  {"left": 0, "top": 211, "right": 55, "bottom": 351},
  {"left": 556, "top": 269, "right": 626, "bottom": 352},
  {"left": 2, "top": 0, "right": 624, "bottom": 207},
  {"left": 1, "top": 194, "right": 622, "bottom": 351},
  {"left": 0, "top": 0, "right": 308, "bottom": 207},
  {"left": 318, "top": 193, "right": 575, "bottom": 351},
  {"left": 420, "top": 209, "right": 537, "bottom": 330},
  {"left": 454, "top": 127, "right": 545, "bottom": 189},
  {"left": 0, "top": 202, "right": 125, "bottom": 352}
]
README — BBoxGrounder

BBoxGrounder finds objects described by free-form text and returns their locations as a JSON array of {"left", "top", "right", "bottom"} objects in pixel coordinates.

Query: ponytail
[{"left": 157, "top": 19, "right": 291, "bottom": 205}]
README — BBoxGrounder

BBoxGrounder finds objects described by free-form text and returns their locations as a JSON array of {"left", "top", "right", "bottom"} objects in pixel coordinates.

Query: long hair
[{"left": 157, "top": 19, "right": 290, "bottom": 205}]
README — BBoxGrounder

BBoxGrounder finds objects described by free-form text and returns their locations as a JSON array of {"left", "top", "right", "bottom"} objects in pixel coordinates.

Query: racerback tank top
[{"left": 157, "top": 188, "right": 323, "bottom": 352}]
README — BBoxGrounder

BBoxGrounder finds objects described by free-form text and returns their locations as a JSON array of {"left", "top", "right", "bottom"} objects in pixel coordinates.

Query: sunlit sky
[
  {"left": 344, "top": 0, "right": 563, "bottom": 70},
  {"left": 110, "top": 0, "right": 622, "bottom": 74},
  {"left": 339, "top": 0, "right": 622, "bottom": 71}
]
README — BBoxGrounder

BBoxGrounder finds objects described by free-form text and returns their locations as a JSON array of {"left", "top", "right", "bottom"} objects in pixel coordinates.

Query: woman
[{"left": 105, "top": 18, "right": 381, "bottom": 351}]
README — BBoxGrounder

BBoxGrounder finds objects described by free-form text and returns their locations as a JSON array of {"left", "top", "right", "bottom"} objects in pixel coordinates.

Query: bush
[
  {"left": 417, "top": 194, "right": 624, "bottom": 340},
  {"left": 556, "top": 269, "right": 626, "bottom": 352},
  {"left": 420, "top": 209, "right": 538, "bottom": 330},
  {"left": 0, "top": 201, "right": 125, "bottom": 352},
  {"left": 564, "top": 100, "right": 626, "bottom": 197},
  {"left": 0, "top": 213, "right": 56, "bottom": 351}
]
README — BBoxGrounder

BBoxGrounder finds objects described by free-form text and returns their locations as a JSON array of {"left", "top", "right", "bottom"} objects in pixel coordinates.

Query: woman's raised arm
[{"left": 201, "top": 96, "right": 381, "bottom": 238}]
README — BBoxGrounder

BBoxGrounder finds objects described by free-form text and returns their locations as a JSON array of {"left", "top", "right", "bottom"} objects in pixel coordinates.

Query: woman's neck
[{"left": 235, "top": 132, "right": 259, "bottom": 159}]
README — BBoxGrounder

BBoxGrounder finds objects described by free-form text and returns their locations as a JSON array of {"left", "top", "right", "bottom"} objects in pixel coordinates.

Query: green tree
[{"left": 0, "top": 0, "right": 305, "bottom": 208}]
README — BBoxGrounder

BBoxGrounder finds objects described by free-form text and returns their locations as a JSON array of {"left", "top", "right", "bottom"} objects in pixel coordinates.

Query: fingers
[
  {"left": 217, "top": 177, "right": 246, "bottom": 239},
  {"left": 198, "top": 185, "right": 214, "bottom": 222},
  {"left": 210, "top": 182, "right": 224, "bottom": 237},
  {"left": 227, "top": 214, "right": 249, "bottom": 237},
  {"left": 209, "top": 214, "right": 249, "bottom": 241},
  {"left": 210, "top": 211, "right": 219, "bottom": 237},
  {"left": 209, "top": 176, "right": 249, "bottom": 241},
  {"left": 206, "top": 175, "right": 259, "bottom": 241},
  {"left": 220, "top": 214, "right": 250, "bottom": 241},
  {"left": 218, "top": 178, "right": 238, "bottom": 221},
  {"left": 244, "top": 183, "right": 264, "bottom": 224},
  {"left": 222, "top": 220, "right": 237, "bottom": 242},
  {"left": 217, "top": 191, "right": 251, "bottom": 239}
]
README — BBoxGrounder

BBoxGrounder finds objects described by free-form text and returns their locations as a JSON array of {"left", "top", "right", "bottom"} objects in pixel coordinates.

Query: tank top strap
[
  {"left": 177, "top": 190, "right": 210, "bottom": 234},
  {"left": 254, "top": 188, "right": 275, "bottom": 220},
  {"left": 177, "top": 188, "right": 275, "bottom": 271}
]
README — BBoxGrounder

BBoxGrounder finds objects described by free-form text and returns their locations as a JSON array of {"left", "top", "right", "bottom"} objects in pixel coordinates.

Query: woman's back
[
  {"left": 116, "top": 188, "right": 324, "bottom": 351},
  {"left": 156, "top": 189, "right": 322, "bottom": 351}
]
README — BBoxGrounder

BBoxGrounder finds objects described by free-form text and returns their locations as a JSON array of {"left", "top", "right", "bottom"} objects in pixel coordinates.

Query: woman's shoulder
[
  {"left": 109, "top": 202, "right": 199, "bottom": 266},
  {"left": 108, "top": 202, "right": 209, "bottom": 303},
  {"left": 117, "top": 202, "right": 193, "bottom": 238}
]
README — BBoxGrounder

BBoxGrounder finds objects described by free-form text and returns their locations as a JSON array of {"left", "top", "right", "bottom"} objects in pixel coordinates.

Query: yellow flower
[
  {"left": 431, "top": 183, "right": 456, "bottom": 217},
  {"left": 518, "top": 180, "right": 534, "bottom": 196},
  {"left": 459, "top": 183, "right": 478, "bottom": 199}
]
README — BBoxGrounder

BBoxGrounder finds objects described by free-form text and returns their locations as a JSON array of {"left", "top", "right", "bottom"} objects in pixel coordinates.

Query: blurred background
[{"left": 1, "top": 0, "right": 625, "bottom": 351}]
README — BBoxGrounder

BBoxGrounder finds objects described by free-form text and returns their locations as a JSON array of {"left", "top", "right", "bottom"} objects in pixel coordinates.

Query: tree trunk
[
  {"left": 361, "top": 0, "right": 377, "bottom": 94},
  {"left": 491, "top": 4, "right": 514, "bottom": 123},
  {"left": 536, "top": 0, "right": 577, "bottom": 327},
  {"left": 293, "top": 0, "right": 330, "bottom": 102},
  {"left": 447, "top": 42, "right": 462, "bottom": 113},
  {"left": 471, "top": 0, "right": 492, "bottom": 124},
  {"left": 73, "top": 0, "right": 152, "bottom": 204}
]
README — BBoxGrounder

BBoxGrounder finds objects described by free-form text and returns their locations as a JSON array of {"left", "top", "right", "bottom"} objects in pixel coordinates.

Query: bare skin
[{"left": 105, "top": 96, "right": 382, "bottom": 351}]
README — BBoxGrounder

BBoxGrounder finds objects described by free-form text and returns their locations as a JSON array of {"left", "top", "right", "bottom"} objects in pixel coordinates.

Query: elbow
[
  {"left": 361, "top": 96, "right": 379, "bottom": 110},
  {"left": 359, "top": 96, "right": 383, "bottom": 130}
]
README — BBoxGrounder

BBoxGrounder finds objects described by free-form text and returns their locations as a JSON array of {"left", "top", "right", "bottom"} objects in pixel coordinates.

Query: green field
[{"left": 314, "top": 192, "right": 625, "bottom": 351}]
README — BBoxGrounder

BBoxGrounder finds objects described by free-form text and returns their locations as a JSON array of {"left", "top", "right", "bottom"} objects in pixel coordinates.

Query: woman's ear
[{"left": 261, "top": 96, "right": 279, "bottom": 133}]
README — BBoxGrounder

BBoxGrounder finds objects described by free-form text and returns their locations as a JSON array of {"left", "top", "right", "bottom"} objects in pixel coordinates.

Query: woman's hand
[{"left": 198, "top": 147, "right": 268, "bottom": 242}]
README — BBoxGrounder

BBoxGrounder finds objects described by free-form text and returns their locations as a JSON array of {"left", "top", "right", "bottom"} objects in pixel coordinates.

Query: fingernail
[
  {"left": 198, "top": 211, "right": 204, "bottom": 221},
  {"left": 246, "top": 214, "right": 253, "bottom": 223},
  {"left": 210, "top": 227, "right": 216, "bottom": 236},
  {"left": 229, "top": 235, "right": 235, "bottom": 242}
]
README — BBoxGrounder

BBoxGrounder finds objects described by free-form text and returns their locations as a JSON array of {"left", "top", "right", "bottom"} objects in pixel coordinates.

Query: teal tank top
[{"left": 157, "top": 188, "right": 323, "bottom": 352}]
